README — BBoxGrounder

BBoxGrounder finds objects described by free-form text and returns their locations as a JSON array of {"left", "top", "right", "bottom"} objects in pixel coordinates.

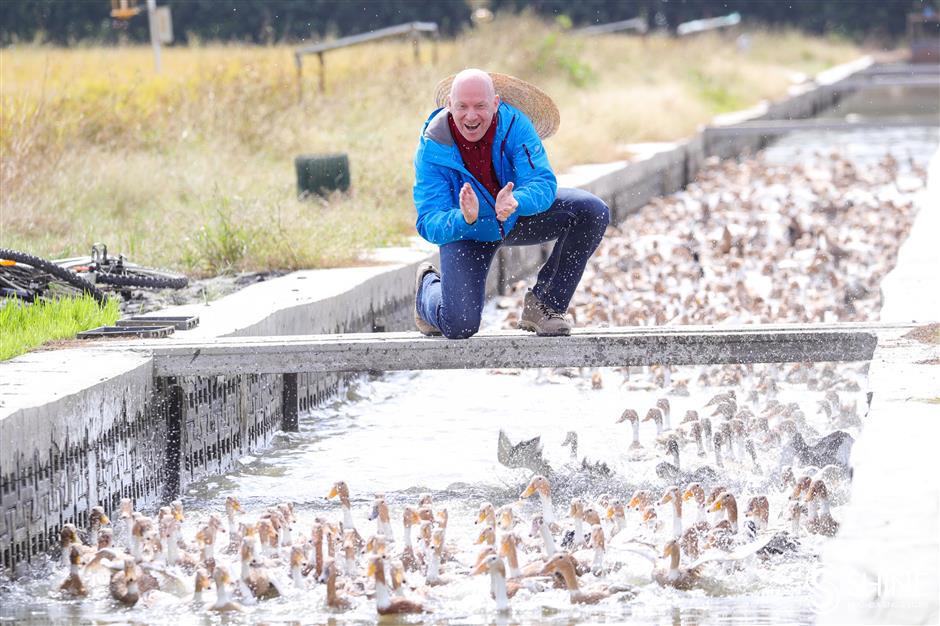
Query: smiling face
[{"left": 447, "top": 71, "right": 499, "bottom": 142}]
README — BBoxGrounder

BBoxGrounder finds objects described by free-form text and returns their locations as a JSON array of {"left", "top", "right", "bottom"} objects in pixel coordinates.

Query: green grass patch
[{"left": 0, "top": 295, "right": 121, "bottom": 361}]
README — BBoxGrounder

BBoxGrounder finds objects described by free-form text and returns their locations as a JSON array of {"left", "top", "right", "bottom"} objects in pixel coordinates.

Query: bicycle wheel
[
  {"left": 0, "top": 248, "right": 108, "bottom": 305},
  {"left": 57, "top": 256, "right": 189, "bottom": 290},
  {"left": 95, "top": 263, "right": 189, "bottom": 290}
]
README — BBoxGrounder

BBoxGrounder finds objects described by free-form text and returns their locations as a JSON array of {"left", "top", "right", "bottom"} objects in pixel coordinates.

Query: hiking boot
[
  {"left": 414, "top": 261, "right": 442, "bottom": 336},
  {"left": 518, "top": 290, "right": 571, "bottom": 336}
]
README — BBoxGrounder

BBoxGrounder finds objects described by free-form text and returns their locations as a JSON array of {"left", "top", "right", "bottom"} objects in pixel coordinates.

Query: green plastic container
[{"left": 295, "top": 153, "right": 351, "bottom": 197}]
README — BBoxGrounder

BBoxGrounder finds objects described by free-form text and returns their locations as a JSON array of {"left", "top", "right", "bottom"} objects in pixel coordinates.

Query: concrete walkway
[{"left": 819, "top": 145, "right": 940, "bottom": 624}]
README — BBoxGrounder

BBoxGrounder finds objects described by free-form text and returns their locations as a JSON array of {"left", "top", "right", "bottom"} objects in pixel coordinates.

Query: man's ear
[
  {"left": 494, "top": 94, "right": 500, "bottom": 109},
  {"left": 445, "top": 96, "right": 452, "bottom": 109}
]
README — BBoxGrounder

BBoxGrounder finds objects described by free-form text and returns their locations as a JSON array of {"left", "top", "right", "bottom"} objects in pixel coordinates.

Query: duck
[
  {"left": 656, "top": 398, "right": 673, "bottom": 430},
  {"left": 539, "top": 553, "right": 634, "bottom": 604},
  {"left": 708, "top": 492, "right": 740, "bottom": 535},
  {"left": 238, "top": 538, "right": 281, "bottom": 600},
  {"left": 521, "top": 475, "right": 558, "bottom": 527},
  {"left": 224, "top": 496, "right": 241, "bottom": 539},
  {"left": 210, "top": 566, "right": 244, "bottom": 612},
  {"left": 368, "top": 555, "right": 426, "bottom": 615},
  {"left": 743, "top": 496, "right": 770, "bottom": 532},
  {"left": 497, "top": 429, "right": 552, "bottom": 475},
  {"left": 706, "top": 390, "right": 736, "bottom": 408},
  {"left": 289, "top": 545, "right": 307, "bottom": 589},
  {"left": 561, "top": 498, "right": 588, "bottom": 549},
  {"left": 369, "top": 496, "right": 395, "bottom": 542},
  {"left": 604, "top": 500, "right": 627, "bottom": 537},
  {"left": 683, "top": 483, "right": 709, "bottom": 524},
  {"left": 192, "top": 568, "right": 212, "bottom": 606},
  {"left": 561, "top": 430, "right": 579, "bottom": 459},
  {"left": 425, "top": 529, "right": 450, "bottom": 586},
  {"left": 656, "top": 436, "right": 721, "bottom": 484},
  {"left": 59, "top": 524, "right": 89, "bottom": 567},
  {"left": 804, "top": 479, "right": 840, "bottom": 536},
  {"left": 684, "top": 420, "right": 707, "bottom": 457},
  {"left": 399, "top": 506, "right": 421, "bottom": 571},
  {"left": 529, "top": 515, "right": 557, "bottom": 558},
  {"left": 87, "top": 506, "right": 110, "bottom": 549},
  {"left": 496, "top": 504, "right": 515, "bottom": 531},
  {"left": 476, "top": 502, "right": 496, "bottom": 530},
  {"left": 328, "top": 481, "right": 362, "bottom": 541},
  {"left": 109, "top": 557, "right": 159, "bottom": 606},
  {"left": 779, "top": 427, "right": 854, "bottom": 469},
  {"left": 319, "top": 557, "right": 353, "bottom": 610},
  {"left": 498, "top": 532, "right": 544, "bottom": 579},
  {"left": 472, "top": 554, "right": 511, "bottom": 612},
  {"left": 642, "top": 408, "right": 666, "bottom": 436},
  {"left": 59, "top": 546, "right": 87, "bottom": 596}
]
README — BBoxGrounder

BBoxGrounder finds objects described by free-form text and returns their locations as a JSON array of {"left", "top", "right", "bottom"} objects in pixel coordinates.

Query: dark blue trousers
[{"left": 416, "top": 187, "right": 610, "bottom": 339}]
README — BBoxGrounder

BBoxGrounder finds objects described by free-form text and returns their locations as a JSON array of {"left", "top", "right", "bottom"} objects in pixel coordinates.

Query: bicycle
[{"left": 1, "top": 244, "right": 188, "bottom": 305}]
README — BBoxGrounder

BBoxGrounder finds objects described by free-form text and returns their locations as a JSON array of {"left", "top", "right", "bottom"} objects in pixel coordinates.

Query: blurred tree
[
  {"left": 488, "top": 0, "right": 939, "bottom": 38},
  {"left": 0, "top": 0, "right": 471, "bottom": 45}
]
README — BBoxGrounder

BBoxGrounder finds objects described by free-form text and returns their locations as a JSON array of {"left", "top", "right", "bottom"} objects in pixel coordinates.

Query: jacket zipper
[
  {"left": 522, "top": 144, "right": 535, "bottom": 169},
  {"left": 493, "top": 115, "right": 517, "bottom": 239}
]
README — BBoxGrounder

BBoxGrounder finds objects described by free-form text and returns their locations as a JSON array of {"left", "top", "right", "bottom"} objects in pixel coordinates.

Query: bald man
[{"left": 413, "top": 69, "right": 609, "bottom": 339}]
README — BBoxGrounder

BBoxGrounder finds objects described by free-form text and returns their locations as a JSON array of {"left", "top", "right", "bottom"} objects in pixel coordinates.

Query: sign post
[{"left": 146, "top": 0, "right": 161, "bottom": 73}]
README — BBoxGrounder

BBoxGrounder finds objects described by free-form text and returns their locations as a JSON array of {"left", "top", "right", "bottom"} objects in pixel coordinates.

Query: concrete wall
[{"left": 0, "top": 57, "right": 874, "bottom": 575}]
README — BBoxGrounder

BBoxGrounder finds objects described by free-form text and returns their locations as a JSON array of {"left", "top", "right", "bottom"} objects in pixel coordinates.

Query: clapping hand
[
  {"left": 459, "top": 182, "right": 479, "bottom": 225},
  {"left": 495, "top": 182, "right": 517, "bottom": 222}
]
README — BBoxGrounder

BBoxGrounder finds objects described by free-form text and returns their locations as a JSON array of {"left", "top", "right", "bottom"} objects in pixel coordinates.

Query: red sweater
[{"left": 448, "top": 112, "right": 501, "bottom": 199}]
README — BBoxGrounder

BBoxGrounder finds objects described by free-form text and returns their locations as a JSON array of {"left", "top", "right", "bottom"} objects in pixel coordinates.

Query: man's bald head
[
  {"left": 449, "top": 68, "right": 495, "bottom": 103},
  {"left": 447, "top": 68, "right": 499, "bottom": 143}
]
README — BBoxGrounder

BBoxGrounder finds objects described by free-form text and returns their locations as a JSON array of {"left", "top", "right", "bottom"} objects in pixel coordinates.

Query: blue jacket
[{"left": 413, "top": 102, "right": 558, "bottom": 245}]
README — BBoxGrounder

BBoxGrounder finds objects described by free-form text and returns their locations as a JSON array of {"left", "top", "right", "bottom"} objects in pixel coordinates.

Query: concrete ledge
[{"left": 136, "top": 322, "right": 907, "bottom": 377}]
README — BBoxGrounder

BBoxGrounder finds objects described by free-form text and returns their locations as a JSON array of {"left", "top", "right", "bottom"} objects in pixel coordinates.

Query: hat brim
[{"left": 434, "top": 72, "right": 560, "bottom": 140}]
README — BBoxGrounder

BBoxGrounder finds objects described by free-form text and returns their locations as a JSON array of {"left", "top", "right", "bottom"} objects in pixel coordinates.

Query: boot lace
[{"left": 536, "top": 299, "right": 566, "bottom": 321}]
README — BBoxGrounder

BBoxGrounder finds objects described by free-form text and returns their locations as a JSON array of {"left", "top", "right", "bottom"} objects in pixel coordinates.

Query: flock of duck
[{"left": 37, "top": 149, "right": 925, "bottom": 618}]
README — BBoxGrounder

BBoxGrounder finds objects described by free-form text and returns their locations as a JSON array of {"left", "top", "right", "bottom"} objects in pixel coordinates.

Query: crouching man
[{"left": 413, "top": 68, "right": 609, "bottom": 339}]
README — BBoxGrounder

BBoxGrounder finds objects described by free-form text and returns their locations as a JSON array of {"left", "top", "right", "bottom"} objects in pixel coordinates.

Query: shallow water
[{"left": 1, "top": 358, "right": 858, "bottom": 625}]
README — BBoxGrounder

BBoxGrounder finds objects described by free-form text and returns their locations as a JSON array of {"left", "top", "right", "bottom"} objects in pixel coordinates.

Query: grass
[
  {"left": 0, "top": 295, "right": 121, "bottom": 361},
  {"left": 0, "top": 14, "right": 863, "bottom": 276}
]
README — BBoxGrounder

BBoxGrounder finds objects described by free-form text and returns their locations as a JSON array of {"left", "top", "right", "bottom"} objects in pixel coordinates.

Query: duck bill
[
  {"left": 471, "top": 560, "right": 489, "bottom": 576},
  {"left": 328, "top": 486, "right": 338, "bottom": 499},
  {"left": 682, "top": 490, "right": 694, "bottom": 501},
  {"left": 520, "top": 485, "right": 536, "bottom": 498},
  {"left": 538, "top": 562, "right": 556, "bottom": 576},
  {"left": 100, "top": 514, "right": 111, "bottom": 525}
]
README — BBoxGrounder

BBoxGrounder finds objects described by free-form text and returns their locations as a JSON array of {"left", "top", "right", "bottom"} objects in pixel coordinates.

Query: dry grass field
[{"left": 0, "top": 14, "right": 862, "bottom": 276}]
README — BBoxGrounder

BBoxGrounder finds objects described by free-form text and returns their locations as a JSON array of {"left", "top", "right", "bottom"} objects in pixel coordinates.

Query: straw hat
[{"left": 434, "top": 72, "right": 560, "bottom": 139}]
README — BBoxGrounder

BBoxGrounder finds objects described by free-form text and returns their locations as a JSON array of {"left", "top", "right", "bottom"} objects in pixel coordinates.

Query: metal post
[
  {"left": 317, "top": 52, "right": 325, "bottom": 93},
  {"left": 146, "top": 0, "right": 161, "bottom": 73},
  {"left": 282, "top": 373, "right": 298, "bottom": 432}
]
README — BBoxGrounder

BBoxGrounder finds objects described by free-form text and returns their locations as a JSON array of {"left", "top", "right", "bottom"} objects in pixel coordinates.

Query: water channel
[{"left": 1, "top": 84, "right": 937, "bottom": 625}]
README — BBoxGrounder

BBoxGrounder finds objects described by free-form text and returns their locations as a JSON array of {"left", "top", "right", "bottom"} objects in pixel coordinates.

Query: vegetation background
[{"left": 1, "top": 1, "right": 935, "bottom": 277}]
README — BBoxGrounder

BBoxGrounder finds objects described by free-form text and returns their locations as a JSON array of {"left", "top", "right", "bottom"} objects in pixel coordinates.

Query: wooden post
[
  {"left": 432, "top": 32, "right": 439, "bottom": 64},
  {"left": 317, "top": 51, "right": 326, "bottom": 93},
  {"left": 294, "top": 53, "right": 303, "bottom": 103}
]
